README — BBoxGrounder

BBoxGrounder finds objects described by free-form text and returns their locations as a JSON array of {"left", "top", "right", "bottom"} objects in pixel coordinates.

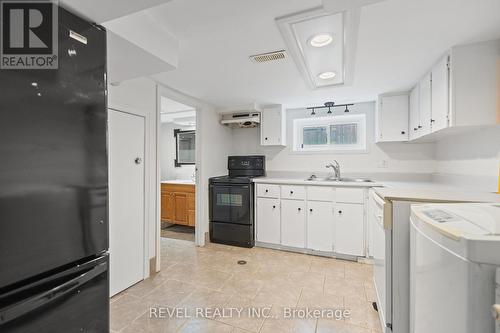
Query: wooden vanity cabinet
[{"left": 161, "top": 183, "right": 195, "bottom": 226}]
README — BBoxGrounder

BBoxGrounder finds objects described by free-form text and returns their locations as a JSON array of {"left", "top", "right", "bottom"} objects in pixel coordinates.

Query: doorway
[
  {"left": 108, "top": 109, "right": 145, "bottom": 296},
  {"left": 159, "top": 97, "right": 197, "bottom": 243}
]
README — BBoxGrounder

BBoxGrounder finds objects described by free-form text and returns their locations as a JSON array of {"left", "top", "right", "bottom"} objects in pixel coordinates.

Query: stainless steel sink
[
  {"left": 331, "top": 178, "right": 373, "bottom": 183},
  {"left": 305, "top": 175, "right": 373, "bottom": 182}
]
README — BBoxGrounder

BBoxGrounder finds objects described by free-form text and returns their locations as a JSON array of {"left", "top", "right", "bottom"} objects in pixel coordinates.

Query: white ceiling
[{"left": 147, "top": 0, "right": 500, "bottom": 109}]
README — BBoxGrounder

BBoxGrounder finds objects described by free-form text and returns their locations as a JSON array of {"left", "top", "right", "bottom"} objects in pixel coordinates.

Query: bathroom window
[
  {"left": 293, "top": 114, "right": 366, "bottom": 151},
  {"left": 174, "top": 129, "right": 195, "bottom": 166}
]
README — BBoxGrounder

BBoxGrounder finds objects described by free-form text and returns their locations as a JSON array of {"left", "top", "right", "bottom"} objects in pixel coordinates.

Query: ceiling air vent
[{"left": 249, "top": 50, "right": 286, "bottom": 63}]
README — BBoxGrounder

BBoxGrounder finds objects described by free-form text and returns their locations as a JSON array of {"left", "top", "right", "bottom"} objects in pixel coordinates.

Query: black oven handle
[{"left": 0, "top": 262, "right": 107, "bottom": 325}]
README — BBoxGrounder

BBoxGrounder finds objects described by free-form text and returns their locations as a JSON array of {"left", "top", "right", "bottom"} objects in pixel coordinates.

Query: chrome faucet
[{"left": 326, "top": 160, "right": 341, "bottom": 180}]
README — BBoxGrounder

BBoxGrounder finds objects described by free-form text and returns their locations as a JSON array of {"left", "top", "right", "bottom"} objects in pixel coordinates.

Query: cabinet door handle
[
  {"left": 290, "top": 191, "right": 294, "bottom": 194},
  {"left": 401, "top": 131, "right": 405, "bottom": 135},
  {"left": 272, "top": 205, "right": 276, "bottom": 209},
  {"left": 265, "top": 189, "right": 269, "bottom": 193},
  {"left": 430, "top": 119, "right": 435, "bottom": 123},
  {"left": 338, "top": 210, "right": 342, "bottom": 214},
  {"left": 418, "top": 125, "right": 422, "bottom": 129},
  {"left": 309, "top": 208, "right": 313, "bottom": 212},
  {"left": 265, "top": 137, "right": 268, "bottom": 140},
  {"left": 298, "top": 208, "right": 302, "bottom": 211},
  {"left": 413, "top": 128, "right": 418, "bottom": 131}
]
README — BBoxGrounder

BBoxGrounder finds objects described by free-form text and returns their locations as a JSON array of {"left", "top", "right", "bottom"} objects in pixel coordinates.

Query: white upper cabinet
[
  {"left": 430, "top": 55, "right": 450, "bottom": 132},
  {"left": 409, "top": 84, "right": 420, "bottom": 140},
  {"left": 380, "top": 39, "right": 499, "bottom": 142},
  {"left": 449, "top": 39, "right": 500, "bottom": 127},
  {"left": 261, "top": 104, "right": 286, "bottom": 146},
  {"left": 375, "top": 93, "right": 409, "bottom": 143},
  {"left": 418, "top": 72, "right": 432, "bottom": 137}
]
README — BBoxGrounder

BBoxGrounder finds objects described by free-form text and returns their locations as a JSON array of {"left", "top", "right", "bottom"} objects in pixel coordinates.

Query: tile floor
[
  {"left": 110, "top": 238, "right": 382, "bottom": 333},
  {"left": 161, "top": 224, "right": 195, "bottom": 242}
]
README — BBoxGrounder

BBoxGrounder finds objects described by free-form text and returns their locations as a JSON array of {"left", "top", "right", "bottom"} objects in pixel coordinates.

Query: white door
[
  {"left": 431, "top": 55, "right": 450, "bottom": 132},
  {"left": 377, "top": 94, "right": 409, "bottom": 142},
  {"left": 307, "top": 201, "right": 334, "bottom": 252},
  {"left": 256, "top": 197, "right": 280, "bottom": 244},
  {"left": 108, "top": 109, "right": 145, "bottom": 296},
  {"left": 334, "top": 203, "right": 364, "bottom": 256},
  {"left": 281, "top": 199, "right": 306, "bottom": 248},
  {"left": 419, "top": 73, "right": 432, "bottom": 136},
  {"left": 409, "top": 85, "right": 420, "bottom": 140}
]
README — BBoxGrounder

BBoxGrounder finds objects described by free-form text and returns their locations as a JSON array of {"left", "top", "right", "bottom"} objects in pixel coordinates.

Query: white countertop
[
  {"left": 252, "top": 177, "right": 384, "bottom": 187},
  {"left": 374, "top": 185, "right": 500, "bottom": 203},
  {"left": 253, "top": 177, "right": 500, "bottom": 203},
  {"left": 161, "top": 179, "right": 195, "bottom": 185}
]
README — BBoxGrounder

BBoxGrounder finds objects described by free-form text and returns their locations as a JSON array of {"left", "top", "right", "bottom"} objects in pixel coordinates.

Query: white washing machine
[{"left": 410, "top": 203, "right": 500, "bottom": 333}]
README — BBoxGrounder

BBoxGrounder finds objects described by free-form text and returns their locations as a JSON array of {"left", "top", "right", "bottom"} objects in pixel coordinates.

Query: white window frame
[{"left": 293, "top": 114, "right": 367, "bottom": 152}]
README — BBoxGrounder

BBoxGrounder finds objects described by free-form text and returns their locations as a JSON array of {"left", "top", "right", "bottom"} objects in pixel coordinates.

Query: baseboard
[{"left": 149, "top": 257, "right": 157, "bottom": 276}]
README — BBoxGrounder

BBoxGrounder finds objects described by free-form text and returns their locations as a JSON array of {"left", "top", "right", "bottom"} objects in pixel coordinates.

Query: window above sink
[{"left": 293, "top": 114, "right": 366, "bottom": 152}]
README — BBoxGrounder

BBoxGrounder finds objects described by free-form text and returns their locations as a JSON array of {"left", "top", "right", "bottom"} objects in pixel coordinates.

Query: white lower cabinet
[
  {"left": 307, "top": 201, "right": 334, "bottom": 252},
  {"left": 280, "top": 199, "right": 306, "bottom": 248},
  {"left": 334, "top": 203, "right": 364, "bottom": 256},
  {"left": 255, "top": 183, "right": 368, "bottom": 258},
  {"left": 256, "top": 197, "right": 281, "bottom": 244}
]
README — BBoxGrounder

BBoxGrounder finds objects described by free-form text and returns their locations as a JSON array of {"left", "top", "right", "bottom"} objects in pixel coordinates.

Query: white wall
[
  {"left": 231, "top": 102, "right": 436, "bottom": 176},
  {"left": 434, "top": 126, "right": 500, "bottom": 191},
  {"left": 160, "top": 122, "right": 196, "bottom": 180},
  {"left": 108, "top": 77, "right": 158, "bottom": 267}
]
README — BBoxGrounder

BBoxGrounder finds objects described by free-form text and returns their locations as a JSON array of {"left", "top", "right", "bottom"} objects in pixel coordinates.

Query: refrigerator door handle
[{"left": 0, "top": 262, "right": 107, "bottom": 325}]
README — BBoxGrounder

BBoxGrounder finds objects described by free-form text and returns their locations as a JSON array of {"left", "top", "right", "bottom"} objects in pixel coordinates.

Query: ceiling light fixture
[
  {"left": 310, "top": 108, "right": 316, "bottom": 116},
  {"left": 309, "top": 33, "right": 333, "bottom": 48},
  {"left": 345, "top": 105, "right": 349, "bottom": 112},
  {"left": 318, "top": 71, "right": 336, "bottom": 80}
]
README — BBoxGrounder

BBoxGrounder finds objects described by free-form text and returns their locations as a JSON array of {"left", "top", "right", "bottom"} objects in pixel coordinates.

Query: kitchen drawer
[
  {"left": 307, "top": 186, "right": 335, "bottom": 202},
  {"left": 336, "top": 188, "right": 364, "bottom": 204},
  {"left": 256, "top": 184, "right": 280, "bottom": 198},
  {"left": 281, "top": 185, "right": 306, "bottom": 200}
]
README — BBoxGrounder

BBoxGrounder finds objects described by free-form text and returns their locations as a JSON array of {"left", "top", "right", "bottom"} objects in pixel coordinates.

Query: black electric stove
[{"left": 209, "top": 156, "right": 265, "bottom": 247}]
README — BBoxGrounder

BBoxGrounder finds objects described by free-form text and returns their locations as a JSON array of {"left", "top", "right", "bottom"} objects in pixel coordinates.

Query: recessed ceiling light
[
  {"left": 309, "top": 33, "right": 333, "bottom": 47},
  {"left": 318, "top": 71, "right": 337, "bottom": 80}
]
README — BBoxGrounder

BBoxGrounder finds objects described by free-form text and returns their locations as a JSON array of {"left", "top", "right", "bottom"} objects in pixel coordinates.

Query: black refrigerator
[{"left": 0, "top": 6, "right": 109, "bottom": 333}]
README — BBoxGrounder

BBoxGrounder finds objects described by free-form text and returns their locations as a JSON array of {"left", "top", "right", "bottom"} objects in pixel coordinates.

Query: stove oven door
[{"left": 209, "top": 183, "right": 252, "bottom": 225}]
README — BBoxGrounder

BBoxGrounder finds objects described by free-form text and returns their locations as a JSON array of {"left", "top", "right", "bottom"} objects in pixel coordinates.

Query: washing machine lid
[{"left": 413, "top": 203, "right": 500, "bottom": 241}]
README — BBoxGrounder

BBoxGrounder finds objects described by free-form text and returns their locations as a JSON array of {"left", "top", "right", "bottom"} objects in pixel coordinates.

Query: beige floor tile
[
  {"left": 287, "top": 271, "right": 326, "bottom": 293},
  {"left": 324, "top": 276, "right": 365, "bottom": 299},
  {"left": 109, "top": 294, "right": 149, "bottom": 332},
  {"left": 177, "top": 318, "right": 234, "bottom": 333},
  {"left": 344, "top": 297, "right": 381, "bottom": 331},
  {"left": 216, "top": 294, "right": 271, "bottom": 332},
  {"left": 259, "top": 317, "right": 317, "bottom": 333},
  {"left": 120, "top": 310, "right": 187, "bottom": 333},
  {"left": 220, "top": 271, "right": 265, "bottom": 299},
  {"left": 317, "top": 319, "right": 371, "bottom": 333},
  {"left": 110, "top": 238, "right": 377, "bottom": 333},
  {"left": 143, "top": 279, "right": 195, "bottom": 308},
  {"left": 298, "top": 289, "right": 344, "bottom": 309},
  {"left": 177, "top": 288, "right": 234, "bottom": 316}
]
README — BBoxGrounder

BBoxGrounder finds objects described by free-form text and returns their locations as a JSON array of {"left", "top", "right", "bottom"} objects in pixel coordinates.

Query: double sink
[{"left": 306, "top": 175, "right": 373, "bottom": 183}]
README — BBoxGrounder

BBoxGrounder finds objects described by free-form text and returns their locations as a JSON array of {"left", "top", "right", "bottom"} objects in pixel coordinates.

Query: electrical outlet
[{"left": 378, "top": 160, "right": 389, "bottom": 168}]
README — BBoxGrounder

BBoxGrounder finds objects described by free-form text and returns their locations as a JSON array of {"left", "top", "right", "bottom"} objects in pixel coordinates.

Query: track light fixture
[{"left": 306, "top": 101, "right": 354, "bottom": 115}]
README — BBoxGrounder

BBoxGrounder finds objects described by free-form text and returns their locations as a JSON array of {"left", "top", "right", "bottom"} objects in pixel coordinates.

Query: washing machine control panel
[{"left": 422, "top": 209, "right": 461, "bottom": 224}]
